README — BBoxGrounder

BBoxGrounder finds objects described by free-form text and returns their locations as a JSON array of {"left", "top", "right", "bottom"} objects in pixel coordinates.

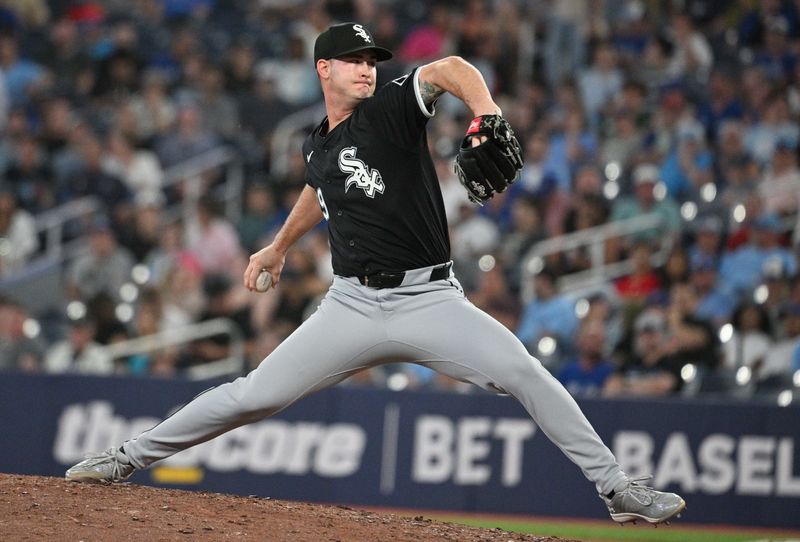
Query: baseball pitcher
[{"left": 66, "top": 22, "right": 685, "bottom": 525}]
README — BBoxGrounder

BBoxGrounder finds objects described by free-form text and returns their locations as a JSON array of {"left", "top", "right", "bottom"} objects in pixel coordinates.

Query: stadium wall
[{"left": 1, "top": 373, "right": 798, "bottom": 527}]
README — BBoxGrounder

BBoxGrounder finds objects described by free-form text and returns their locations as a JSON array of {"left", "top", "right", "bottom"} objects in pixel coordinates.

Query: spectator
[
  {"left": 718, "top": 154, "right": 759, "bottom": 213},
  {"left": 516, "top": 268, "right": 578, "bottom": 359},
  {"left": 185, "top": 195, "right": 245, "bottom": 277},
  {"left": 744, "top": 90, "right": 799, "bottom": 166},
  {"left": 666, "top": 13, "right": 713, "bottom": 85},
  {"left": 250, "top": 255, "right": 319, "bottom": 336},
  {"left": 615, "top": 242, "right": 662, "bottom": 304},
  {"left": 40, "top": 16, "right": 91, "bottom": 93},
  {"left": 468, "top": 258, "right": 521, "bottom": 332},
  {"left": 547, "top": 107, "right": 598, "bottom": 194},
  {"left": 155, "top": 101, "right": 220, "bottom": 169},
  {"left": 762, "top": 303, "right": 800, "bottom": 382},
  {"left": 195, "top": 64, "right": 239, "bottom": 141},
  {"left": 238, "top": 70, "right": 293, "bottom": 144},
  {"left": 608, "top": 163, "right": 682, "bottom": 260},
  {"left": 5, "top": 134, "right": 53, "bottom": 213},
  {"left": 690, "top": 253, "right": 737, "bottom": 327},
  {"left": 179, "top": 272, "right": 253, "bottom": 370},
  {"left": 658, "top": 247, "right": 691, "bottom": 294},
  {"left": 697, "top": 71, "right": 744, "bottom": 141},
  {"left": 44, "top": 316, "right": 113, "bottom": 375},
  {"left": 563, "top": 164, "right": 610, "bottom": 236},
  {"left": 604, "top": 306, "right": 678, "bottom": 397},
  {"left": 659, "top": 122, "right": 714, "bottom": 201},
  {"left": 517, "top": 130, "right": 567, "bottom": 235},
  {"left": 500, "top": 194, "right": 546, "bottom": 292},
  {"left": 662, "top": 281, "right": 720, "bottom": 374},
  {"left": 557, "top": 318, "right": 616, "bottom": 397},
  {"left": 237, "top": 182, "right": 281, "bottom": 254},
  {"left": 61, "top": 134, "right": 133, "bottom": 227},
  {"left": 91, "top": 46, "right": 143, "bottom": 103},
  {"left": 600, "top": 108, "right": 644, "bottom": 169},
  {"left": 0, "top": 0, "right": 799, "bottom": 395},
  {"left": 64, "top": 215, "right": 136, "bottom": 303},
  {"left": 0, "top": 186, "right": 37, "bottom": 276},
  {"left": 758, "top": 137, "right": 800, "bottom": 216},
  {"left": 543, "top": 1, "right": 588, "bottom": 89},
  {"left": 223, "top": 38, "right": 256, "bottom": 96},
  {"left": 714, "top": 120, "right": 750, "bottom": 174},
  {"left": 126, "top": 68, "right": 177, "bottom": 144},
  {"left": 753, "top": 16, "right": 797, "bottom": 85},
  {"left": 255, "top": 34, "right": 321, "bottom": 106},
  {"left": 761, "top": 259, "right": 795, "bottom": 339},
  {"left": 396, "top": 2, "right": 452, "bottom": 63},
  {"left": 157, "top": 249, "right": 206, "bottom": 327},
  {"left": 103, "top": 130, "right": 164, "bottom": 201},
  {"left": 578, "top": 41, "right": 623, "bottom": 126},
  {"left": 126, "top": 287, "right": 178, "bottom": 377},
  {"left": 0, "top": 32, "right": 48, "bottom": 108},
  {"left": 39, "top": 96, "right": 76, "bottom": 155},
  {"left": 637, "top": 35, "right": 674, "bottom": 93},
  {"left": 0, "top": 296, "right": 45, "bottom": 373},
  {"left": 117, "top": 192, "right": 164, "bottom": 263},
  {"left": 450, "top": 201, "right": 500, "bottom": 290},
  {"left": 688, "top": 215, "right": 724, "bottom": 268},
  {"left": 719, "top": 212, "right": 797, "bottom": 299},
  {"left": 722, "top": 303, "right": 773, "bottom": 379},
  {"left": 84, "top": 292, "right": 128, "bottom": 347}
]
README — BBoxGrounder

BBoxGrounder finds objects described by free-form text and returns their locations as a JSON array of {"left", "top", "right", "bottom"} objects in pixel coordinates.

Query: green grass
[{"left": 433, "top": 515, "right": 800, "bottom": 542}]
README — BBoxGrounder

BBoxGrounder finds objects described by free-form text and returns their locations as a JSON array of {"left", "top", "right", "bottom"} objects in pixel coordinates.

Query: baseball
[{"left": 255, "top": 270, "right": 273, "bottom": 292}]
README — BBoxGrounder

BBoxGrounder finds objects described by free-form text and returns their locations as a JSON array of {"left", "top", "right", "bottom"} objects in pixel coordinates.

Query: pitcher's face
[{"left": 326, "top": 51, "right": 377, "bottom": 101}]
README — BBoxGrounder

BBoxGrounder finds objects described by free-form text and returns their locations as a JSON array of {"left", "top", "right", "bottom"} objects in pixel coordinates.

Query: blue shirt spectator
[
  {"left": 0, "top": 34, "right": 46, "bottom": 108},
  {"left": 719, "top": 214, "right": 797, "bottom": 298},
  {"left": 558, "top": 360, "right": 615, "bottom": 396},
  {"left": 659, "top": 126, "right": 714, "bottom": 200},
  {"left": 557, "top": 318, "right": 616, "bottom": 397},
  {"left": 516, "top": 269, "right": 578, "bottom": 354},
  {"left": 610, "top": 164, "right": 682, "bottom": 242},
  {"left": 544, "top": 111, "right": 597, "bottom": 192}
]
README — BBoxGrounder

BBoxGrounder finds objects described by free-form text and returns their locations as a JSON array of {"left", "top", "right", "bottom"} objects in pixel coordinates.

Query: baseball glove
[{"left": 454, "top": 114, "right": 523, "bottom": 203}]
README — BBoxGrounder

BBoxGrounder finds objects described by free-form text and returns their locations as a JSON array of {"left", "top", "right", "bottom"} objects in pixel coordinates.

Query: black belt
[{"left": 357, "top": 263, "right": 452, "bottom": 289}]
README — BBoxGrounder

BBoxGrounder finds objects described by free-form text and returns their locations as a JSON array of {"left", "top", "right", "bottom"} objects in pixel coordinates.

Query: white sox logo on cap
[
  {"left": 313, "top": 22, "right": 392, "bottom": 63},
  {"left": 352, "top": 24, "right": 371, "bottom": 43}
]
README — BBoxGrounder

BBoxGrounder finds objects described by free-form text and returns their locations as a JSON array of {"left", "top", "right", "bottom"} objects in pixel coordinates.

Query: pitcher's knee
[
  {"left": 224, "top": 377, "right": 296, "bottom": 422},
  {"left": 496, "top": 355, "right": 553, "bottom": 389}
]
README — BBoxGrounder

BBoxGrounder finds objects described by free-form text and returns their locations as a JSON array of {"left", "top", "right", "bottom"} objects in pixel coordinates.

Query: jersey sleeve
[
  {"left": 301, "top": 134, "right": 315, "bottom": 188},
  {"left": 360, "top": 67, "right": 436, "bottom": 150}
]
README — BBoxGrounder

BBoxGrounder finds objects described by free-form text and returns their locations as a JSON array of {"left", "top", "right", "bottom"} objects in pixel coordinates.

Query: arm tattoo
[{"left": 419, "top": 80, "right": 445, "bottom": 106}]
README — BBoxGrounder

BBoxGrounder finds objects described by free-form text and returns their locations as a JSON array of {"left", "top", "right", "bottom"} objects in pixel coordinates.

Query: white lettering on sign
[
  {"left": 613, "top": 431, "right": 800, "bottom": 497},
  {"left": 412, "top": 415, "right": 536, "bottom": 487},
  {"left": 53, "top": 402, "right": 366, "bottom": 478}
]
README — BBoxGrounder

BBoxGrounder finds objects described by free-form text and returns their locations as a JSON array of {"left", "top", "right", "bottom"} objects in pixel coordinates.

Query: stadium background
[{"left": 0, "top": 0, "right": 799, "bottom": 535}]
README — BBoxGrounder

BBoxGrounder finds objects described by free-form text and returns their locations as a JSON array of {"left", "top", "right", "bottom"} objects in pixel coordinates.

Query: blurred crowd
[{"left": 1, "top": 0, "right": 800, "bottom": 401}]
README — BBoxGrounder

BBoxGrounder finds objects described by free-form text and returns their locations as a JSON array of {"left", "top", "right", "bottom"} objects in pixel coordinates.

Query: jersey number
[{"left": 316, "top": 187, "right": 330, "bottom": 220}]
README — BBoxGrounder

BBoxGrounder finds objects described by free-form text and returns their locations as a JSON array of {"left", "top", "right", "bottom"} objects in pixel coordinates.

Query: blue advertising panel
[{"left": 0, "top": 373, "right": 798, "bottom": 527}]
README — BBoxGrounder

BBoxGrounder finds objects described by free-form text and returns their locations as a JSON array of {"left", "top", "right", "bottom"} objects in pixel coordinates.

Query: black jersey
[{"left": 302, "top": 68, "right": 450, "bottom": 277}]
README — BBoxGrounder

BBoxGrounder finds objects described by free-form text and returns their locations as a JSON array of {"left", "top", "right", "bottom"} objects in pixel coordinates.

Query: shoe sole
[
  {"left": 611, "top": 498, "right": 686, "bottom": 524},
  {"left": 65, "top": 470, "right": 117, "bottom": 484}
]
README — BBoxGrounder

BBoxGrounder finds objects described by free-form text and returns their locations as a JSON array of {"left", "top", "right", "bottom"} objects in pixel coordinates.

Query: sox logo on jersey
[{"left": 339, "top": 146, "right": 385, "bottom": 198}]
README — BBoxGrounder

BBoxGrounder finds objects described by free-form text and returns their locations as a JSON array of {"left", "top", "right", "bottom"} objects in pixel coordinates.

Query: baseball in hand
[{"left": 256, "top": 270, "right": 273, "bottom": 292}]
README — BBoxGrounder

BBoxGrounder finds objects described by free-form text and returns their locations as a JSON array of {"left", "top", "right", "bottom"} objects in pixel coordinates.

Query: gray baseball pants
[{"left": 123, "top": 263, "right": 628, "bottom": 495}]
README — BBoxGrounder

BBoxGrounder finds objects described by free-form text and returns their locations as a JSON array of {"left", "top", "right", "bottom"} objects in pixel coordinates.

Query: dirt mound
[{"left": 0, "top": 473, "right": 573, "bottom": 541}]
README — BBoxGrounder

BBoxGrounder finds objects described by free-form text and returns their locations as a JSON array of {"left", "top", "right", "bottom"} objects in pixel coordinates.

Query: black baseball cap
[{"left": 313, "top": 22, "right": 393, "bottom": 64}]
